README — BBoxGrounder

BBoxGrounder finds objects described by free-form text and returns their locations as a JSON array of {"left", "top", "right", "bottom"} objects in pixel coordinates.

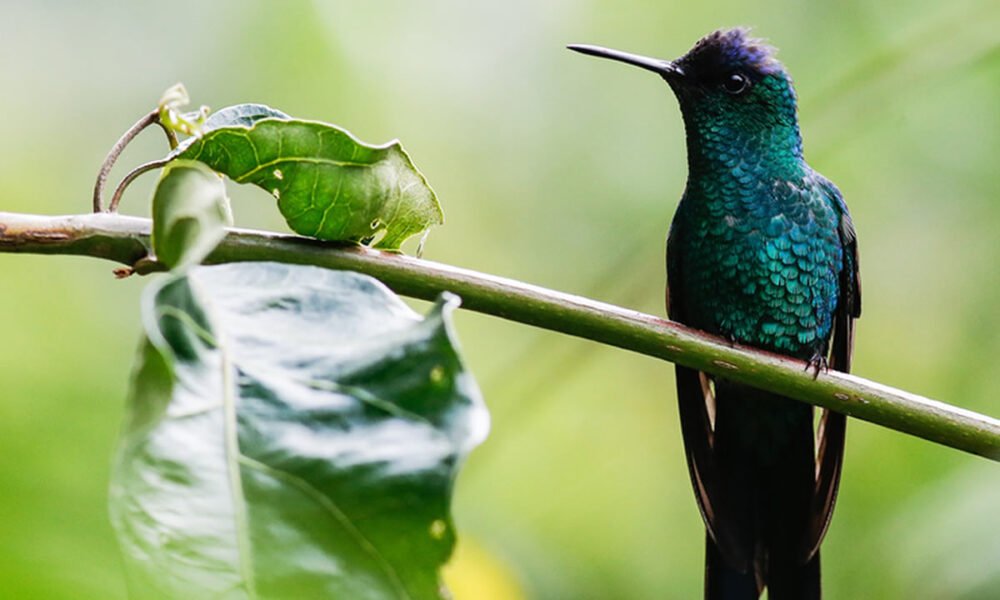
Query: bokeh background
[{"left": 1, "top": 1, "right": 999, "bottom": 598}]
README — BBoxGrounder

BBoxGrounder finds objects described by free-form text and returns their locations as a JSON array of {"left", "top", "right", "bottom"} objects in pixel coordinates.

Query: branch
[{"left": 2, "top": 211, "right": 998, "bottom": 461}]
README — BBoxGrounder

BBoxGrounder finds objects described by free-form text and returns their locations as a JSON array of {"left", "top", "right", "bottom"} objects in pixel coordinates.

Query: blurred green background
[{"left": 1, "top": 1, "right": 999, "bottom": 598}]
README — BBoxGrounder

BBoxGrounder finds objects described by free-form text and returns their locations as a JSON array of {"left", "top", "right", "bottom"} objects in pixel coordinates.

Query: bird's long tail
[{"left": 704, "top": 381, "right": 822, "bottom": 600}]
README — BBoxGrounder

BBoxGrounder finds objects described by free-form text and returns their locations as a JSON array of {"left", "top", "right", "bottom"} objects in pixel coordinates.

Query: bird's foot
[{"left": 805, "top": 352, "right": 828, "bottom": 380}]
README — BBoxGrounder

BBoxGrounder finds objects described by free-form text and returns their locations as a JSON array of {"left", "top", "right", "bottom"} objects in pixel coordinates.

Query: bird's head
[{"left": 569, "top": 28, "right": 801, "bottom": 147}]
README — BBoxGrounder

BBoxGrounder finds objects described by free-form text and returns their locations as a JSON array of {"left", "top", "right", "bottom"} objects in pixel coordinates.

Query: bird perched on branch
[{"left": 569, "top": 28, "right": 861, "bottom": 599}]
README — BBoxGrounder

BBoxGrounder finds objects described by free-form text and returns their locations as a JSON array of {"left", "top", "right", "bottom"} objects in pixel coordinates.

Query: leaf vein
[
  {"left": 236, "top": 455, "right": 412, "bottom": 600},
  {"left": 235, "top": 157, "right": 372, "bottom": 183},
  {"left": 314, "top": 168, "right": 344, "bottom": 237}
]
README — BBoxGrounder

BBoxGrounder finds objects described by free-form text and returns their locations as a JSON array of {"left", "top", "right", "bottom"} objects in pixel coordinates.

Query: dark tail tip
[
  {"left": 766, "top": 550, "right": 821, "bottom": 600},
  {"left": 705, "top": 537, "right": 821, "bottom": 599},
  {"left": 705, "top": 535, "right": 760, "bottom": 600}
]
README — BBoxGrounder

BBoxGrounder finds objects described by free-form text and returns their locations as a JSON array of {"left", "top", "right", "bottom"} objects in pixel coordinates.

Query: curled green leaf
[
  {"left": 176, "top": 113, "right": 443, "bottom": 251},
  {"left": 200, "top": 103, "right": 291, "bottom": 133},
  {"left": 151, "top": 160, "right": 232, "bottom": 270}
]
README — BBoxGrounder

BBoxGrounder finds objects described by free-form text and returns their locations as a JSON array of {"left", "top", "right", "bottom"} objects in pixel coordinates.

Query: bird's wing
[
  {"left": 667, "top": 220, "right": 752, "bottom": 571},
  {"left": 804, "top": 177, "right": 861, "bottom": 560}
]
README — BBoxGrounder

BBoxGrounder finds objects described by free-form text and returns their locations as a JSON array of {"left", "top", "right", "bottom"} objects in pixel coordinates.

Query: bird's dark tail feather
[
  {"left": 767, "top": 549, "right": 820, "bottom": 600},
  {"left": 702, "top": 382, "right": 822, "bottom": 599},
  {"left": 705, "top": 535, "right": 758, "bottom": 600},
  {"left": 705, "top": 536, "right": 820, "bottom": 599}
]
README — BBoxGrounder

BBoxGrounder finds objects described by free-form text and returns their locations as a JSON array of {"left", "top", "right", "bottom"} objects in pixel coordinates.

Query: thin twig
[
  {"left": 92, "top": 110, "right": 177, "bottom": 213},
  {"left": 108, "top": 158, "right": 171, "bottom": 212},
  {"left": 0, "top": 211, "right": 998, "bottom": 461},
  {"left": 92, "top": 110, "right": 158, "bottom": 213}
]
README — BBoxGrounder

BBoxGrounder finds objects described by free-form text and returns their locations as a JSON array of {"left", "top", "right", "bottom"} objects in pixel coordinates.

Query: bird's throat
[{"left": 680, "top": 110, "right": 804, "bottom": 184}]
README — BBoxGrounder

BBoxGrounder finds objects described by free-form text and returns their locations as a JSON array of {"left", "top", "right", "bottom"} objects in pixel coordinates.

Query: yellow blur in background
[
  {"left": 445, "top": 539, "right": 525, "bottom": 600},
  {"left": 0, "top": 1, "right": 998, "bottom": 598}
]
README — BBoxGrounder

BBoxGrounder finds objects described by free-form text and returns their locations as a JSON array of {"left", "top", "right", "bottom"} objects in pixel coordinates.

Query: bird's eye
[{"left": 723, "top": 73, "right": 749, "bottom": 95}]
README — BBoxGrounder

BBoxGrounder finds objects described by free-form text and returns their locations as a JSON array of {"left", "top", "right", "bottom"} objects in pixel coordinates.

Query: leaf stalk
[{"left": 92, "top": 110, "right": 177, "bottom": 213}]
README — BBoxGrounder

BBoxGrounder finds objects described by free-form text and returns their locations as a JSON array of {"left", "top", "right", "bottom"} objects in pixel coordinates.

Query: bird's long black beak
[{"left": 567, "top": 44, "right": 684, "bottom": 79}]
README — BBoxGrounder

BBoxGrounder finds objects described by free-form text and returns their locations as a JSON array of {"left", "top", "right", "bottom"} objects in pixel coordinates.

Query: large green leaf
[
  {"left": 176, "top": 113, "right": 443, "bottom": 250},
  {"left": 110, "top": 262, "right": 488, "bottom": 599}
]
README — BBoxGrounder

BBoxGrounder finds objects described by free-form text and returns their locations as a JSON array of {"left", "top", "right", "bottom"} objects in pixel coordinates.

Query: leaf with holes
[
  {"left": 110, "top": 262, "right": 489, "bottom": 599},
  {"left": 175, "top": 111, "right": 443, "bottom": 250}
]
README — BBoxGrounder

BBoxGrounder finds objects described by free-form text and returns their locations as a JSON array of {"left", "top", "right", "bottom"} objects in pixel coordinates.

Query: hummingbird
[{"left": 569, "top": 29, "right": 860, "bottom": 599}]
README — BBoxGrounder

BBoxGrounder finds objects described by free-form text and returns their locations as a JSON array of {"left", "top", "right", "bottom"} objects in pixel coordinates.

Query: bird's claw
[{"left": 805, "top": 353, "right": 828, "bottom": 380}]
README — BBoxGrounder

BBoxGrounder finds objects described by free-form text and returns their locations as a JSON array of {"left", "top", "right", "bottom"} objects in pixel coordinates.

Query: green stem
[{"left": 1, "top": 211, "right": 998, "bottom": 461}]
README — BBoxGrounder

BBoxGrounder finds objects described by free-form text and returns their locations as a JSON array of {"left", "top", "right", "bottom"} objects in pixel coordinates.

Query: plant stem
[
  {"left": 1, "top": 211, "right": 999, "bottom": 461},
  {"left": 158, "top": 122, "right": 180, "bottom": 150},
  {"left": 92, "top": 110, "right": 175, "bottom": 213},
  {"left": 108, "top": 158, "right": 171, "bottom": 212}
]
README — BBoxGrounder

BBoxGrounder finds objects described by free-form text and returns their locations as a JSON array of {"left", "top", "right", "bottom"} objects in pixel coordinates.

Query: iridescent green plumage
[
  {"left": 571, "top": 29, "right": 861, "bottom": 599},
  {"left": 674, "top": 156, "right": 848, "bottom": 357},
  {"left": 668, "top": 32, "right": 852, "bottom": 359}
]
